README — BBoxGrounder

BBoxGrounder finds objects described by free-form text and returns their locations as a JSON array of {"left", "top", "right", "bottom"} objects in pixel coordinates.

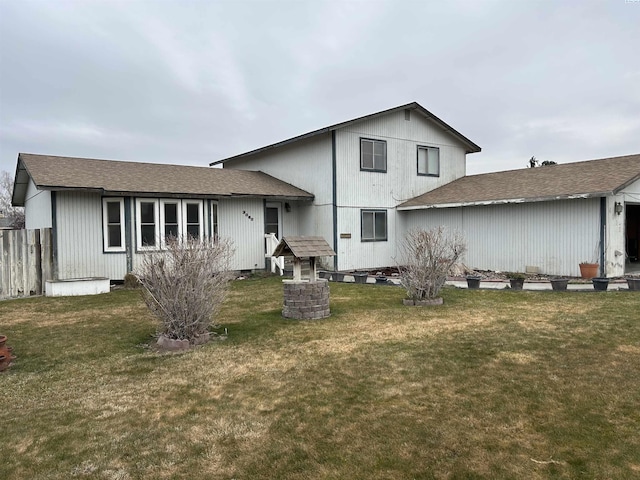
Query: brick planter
[{"left": 283, "top": 279, "right": 331, "bottom": 320}]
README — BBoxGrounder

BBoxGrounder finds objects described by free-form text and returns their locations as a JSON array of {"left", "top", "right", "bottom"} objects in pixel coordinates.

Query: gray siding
[
  {"left": 55, "top": 191, "right": 126, "bottom": 280},
  {"left": 333, "top": 110, "right": 468, "bottom": 270},
  {"left": 223, "top": 133, "right": 334, "bottom": 248},
  {"left": 218, "top": 198, "right": 266, "bottom": 271},
  {"left": 24, "top": 179, "right": 52, "bottom": 229},
  {"left": 404, "top": 199, "right": 601, "bottom": 277}
]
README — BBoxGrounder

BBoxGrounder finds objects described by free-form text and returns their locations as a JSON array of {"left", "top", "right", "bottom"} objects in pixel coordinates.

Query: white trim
[
  {"left": 102, "top": 197, "right": 126, "bottom": 252},
  {"left": 182, "top": 200, "right": 204, "bottom": 241},
  {"left": 135, "top": 198, "right": 160, "bottom": 250},
  {"left": 160, "top": 199, "right": 182, "bottom": 248}
]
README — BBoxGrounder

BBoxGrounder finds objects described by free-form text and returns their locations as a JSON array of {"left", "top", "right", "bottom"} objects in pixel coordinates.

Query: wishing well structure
[{"left": 271, "top": 236, "right": 336, "bottom": 320}]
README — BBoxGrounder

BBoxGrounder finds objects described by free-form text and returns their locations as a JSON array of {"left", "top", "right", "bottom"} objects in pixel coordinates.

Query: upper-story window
[
  {"left": 417, "top": 146, "right": 440, "bottom": 176},
  {"left": 360, "top": 138, "right": 387, "bottom": 172}
]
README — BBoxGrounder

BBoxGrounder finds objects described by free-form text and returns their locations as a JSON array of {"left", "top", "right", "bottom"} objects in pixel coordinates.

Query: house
[
  {"left": 11, "top": 153, "right": 313, "bottom": 280},
  {"left": 211, "top": 102, "right": 481, "bottom": 272},
  {"left": 11, "top": 102, "right": 640, "bottom": 282},
  {"left": 398, "top": 154, "right": 640, "bottom": 277}
]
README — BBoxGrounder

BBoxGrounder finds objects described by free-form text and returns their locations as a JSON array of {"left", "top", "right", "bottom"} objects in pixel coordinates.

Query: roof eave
[{"left": 397, "top": 192, "right": 608, "bottom": 211}]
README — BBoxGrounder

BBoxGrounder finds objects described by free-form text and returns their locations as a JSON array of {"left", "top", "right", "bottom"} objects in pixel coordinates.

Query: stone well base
[{"left": 283, "top": 279, "right": 330, "bottom": 320}]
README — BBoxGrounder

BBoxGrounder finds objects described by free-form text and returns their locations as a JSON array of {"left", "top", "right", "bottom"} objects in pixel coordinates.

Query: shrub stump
[{"left": 283, "top": 279, "right": 330, "bottom": 320}]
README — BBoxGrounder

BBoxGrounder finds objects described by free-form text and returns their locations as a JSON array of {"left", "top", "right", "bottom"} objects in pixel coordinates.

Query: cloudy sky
[{"left": 1, "top": 0, "right": 638, "bottom": 179}]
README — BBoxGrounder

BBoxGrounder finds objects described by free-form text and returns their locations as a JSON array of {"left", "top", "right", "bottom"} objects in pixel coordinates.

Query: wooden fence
[{"left": 0, "top": 228, "right": 53, "bottom": 300}]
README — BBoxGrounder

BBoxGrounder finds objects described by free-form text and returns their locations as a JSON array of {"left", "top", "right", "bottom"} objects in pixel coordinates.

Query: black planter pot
[
  {"left": 466, "top": 276, "right": 481, "bottom": 289},
  {"left": 509, "top": 278, "right": 525, "bottom": 290},
  {"left": 318, "top": 271, "right": 331, "bottom": 280},
  {"left": 375, "top": 276, "right": 388, "bottom": 284},
  {"left": 332, "top": 272, "right": 345, "bottom": 282},
  {"left": 353, "top": 273, "right": 368, "bottom": 284},
  {"left": 592, "top": 277, "right": 609, "bottom": 291},
  {"left": 626, "top": 278, "right": 640, "bottom": 291},
  {"left": 550, "top": 278, "right": 569, "bottom": 291}
]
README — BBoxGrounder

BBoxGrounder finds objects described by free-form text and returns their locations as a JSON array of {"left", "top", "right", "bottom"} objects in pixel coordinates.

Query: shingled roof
[
  {"left": 272, "top": 236, "right": 336, "bottom": 258},
  {"left": 12, "top": 153, "right": 314, "bottom": 206},
  {"left": 398, "top": 154, "right": 640, "bottom": 210}
]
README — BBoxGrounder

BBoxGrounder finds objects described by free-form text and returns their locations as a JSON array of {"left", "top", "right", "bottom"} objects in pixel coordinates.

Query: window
[
  {"left": 160, "top": 200, "right": 181, "bottom": 246},
  {"left": 360, "top": 138, "right": 387, "bottom": 172},
  {"left": 183, "top": 201, "right": 203, "bottom": 240},
  {"left": 361, "top": 210, "right": 387, "bottom": 242},
  {"left": 137, "top": 199, "right": 159, "bottom": 249},
  {"left": 417, "top": 146, "right": 440, "bottom": 176},
  {"left": 135, "top": 198, "right": 205, "bottom": 250},
  {"left": 102, "top": 198, "right": 125, "bottom": 252}
]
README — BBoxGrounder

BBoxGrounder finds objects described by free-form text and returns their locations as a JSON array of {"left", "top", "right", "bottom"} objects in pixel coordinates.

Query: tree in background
[{"left": 0, "top": 170, "right": 25, "bottom": 229}]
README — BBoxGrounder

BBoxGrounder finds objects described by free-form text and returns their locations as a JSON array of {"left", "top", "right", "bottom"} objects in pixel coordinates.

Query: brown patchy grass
[{"left": 1, "top": 278, "right": 639, "bottom": 479}]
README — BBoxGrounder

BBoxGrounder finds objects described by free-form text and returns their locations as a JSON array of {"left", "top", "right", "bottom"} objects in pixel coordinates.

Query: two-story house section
[{"left": 212, "top": 102, "right": 481, "bottom": 271}]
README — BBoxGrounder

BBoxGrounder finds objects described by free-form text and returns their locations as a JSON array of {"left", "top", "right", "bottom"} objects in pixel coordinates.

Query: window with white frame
[
  {"left": 137, "top": 199, "right": 159, "bottom": 249},
  {"left": 160, "top": 200, "right": 181, "bottom": 247},
  {"left": 361, "top": 209, "right": 387, "bottom": 242},
  {"left": 417, "top": 146, "right": 440, "bottom": 176},
  {"left": 183, "top": 200, "right": 203, "bottom": 240},
  {"left": 360, "top": 138, "right": 387, "bottom": 172},
  {"left": 136, "top": 198, "right": 204, "bottom": 250},
  {"left": 102, "top": 198, "right": 125, "bottom": 252}
]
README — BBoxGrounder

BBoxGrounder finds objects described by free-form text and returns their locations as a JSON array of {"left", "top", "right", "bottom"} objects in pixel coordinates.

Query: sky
[{"left": 1, "top": 0, "right": 639, "bottom": 179}]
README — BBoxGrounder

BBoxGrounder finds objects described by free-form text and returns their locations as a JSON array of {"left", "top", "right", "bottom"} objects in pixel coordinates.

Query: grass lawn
[{"left": 1, "top": 277, "right": 640, "bottom": 479}]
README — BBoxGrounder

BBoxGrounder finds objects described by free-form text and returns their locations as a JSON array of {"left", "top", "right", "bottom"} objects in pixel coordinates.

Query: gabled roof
[
  {"left": 272, "top": 236, "right": 336, "bottom": 258},
  {"left": 398, "top": 154, "right": 640, "bottom": 210},
  {"left": 12, "top": 153, "right": 314, "bottom": 206},
  {"left": 211, "top": 102, "right": 481, "bottom": 165}
]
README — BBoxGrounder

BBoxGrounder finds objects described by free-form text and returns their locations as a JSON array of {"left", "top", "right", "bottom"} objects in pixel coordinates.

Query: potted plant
[
  {"left": 507, "top": 272, "right": 525, "bottom": 290},
  {"left": 549, "top": 277, "right": 569, "bottom": 291},
  {"left": 466, "top": 275, "right": 482, "bottom": 289},
  {"left": 579, "top": 262, "right": 599, "bottom": 279},
  {"left": 592, "top": 277, "right": 609, "bottom": 291}
]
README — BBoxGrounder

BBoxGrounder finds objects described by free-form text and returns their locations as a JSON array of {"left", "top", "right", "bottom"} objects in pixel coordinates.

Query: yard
[{"left": 1, "top": 277, "right": 639, "bottom": 479}]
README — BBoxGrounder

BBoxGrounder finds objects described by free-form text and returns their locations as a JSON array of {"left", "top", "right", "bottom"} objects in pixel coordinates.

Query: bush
[
  {"left": 123, "top": 272, "right": 140, "bottom": 289},
  {"left": 398, "top": 227, "right": 466, "bottom": 300},
  {"left": 135, "top": 237, "right": 235, "bottom": 343}
]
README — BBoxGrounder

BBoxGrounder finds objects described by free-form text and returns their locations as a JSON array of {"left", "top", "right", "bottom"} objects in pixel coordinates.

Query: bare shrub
[
  {"left": 398, "top": 227, "right": 467, "bottom": 300},
  {"left": 136, "top": 237, "right": 235, "bottom": 343}
]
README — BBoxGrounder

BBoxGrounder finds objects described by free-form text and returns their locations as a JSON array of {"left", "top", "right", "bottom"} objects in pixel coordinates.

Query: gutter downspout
[
  {"left": 332, "top": 130, "right": 338, "bottom": 271},
  {"left": 51, "top": 191, "right": 58, "bottom": 280},
  {"left": 125, "top": 197, "right": 133, "bottom": 273},
  {"left": 600, "top": 197, "right": 606, "bottom": 277}
]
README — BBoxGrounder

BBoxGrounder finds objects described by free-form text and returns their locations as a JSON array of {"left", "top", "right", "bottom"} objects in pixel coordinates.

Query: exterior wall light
[{"left": 614, "top": 202, "right": 623, "bottom": 215}]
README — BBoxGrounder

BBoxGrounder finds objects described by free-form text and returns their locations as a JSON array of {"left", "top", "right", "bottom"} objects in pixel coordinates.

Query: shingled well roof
[
  {"left": 12, "top": 153, "right": 314, "bottom": 206},
  {"left": 398, "top": 154, "right": 640, "bottom": 210}
]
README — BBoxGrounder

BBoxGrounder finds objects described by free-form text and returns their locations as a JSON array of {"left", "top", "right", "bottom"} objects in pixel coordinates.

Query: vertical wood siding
[
  {"left": 218, "top": 198, "right": 265, "bottom": 270},
  {"left": 24, "top": 179, "right": 52, "bottom": 229},
  {"left": 56, "top": 191, "right": 127, "bottom": 280},
  {"left": 404, "top": 199, "right": 601, "bottom": 276},
  {"left": 227, "top": 134, "right": 333, "bottom": 205},
  {"left": 333, "top": 110, "right": 468, "bottom": 270}
]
